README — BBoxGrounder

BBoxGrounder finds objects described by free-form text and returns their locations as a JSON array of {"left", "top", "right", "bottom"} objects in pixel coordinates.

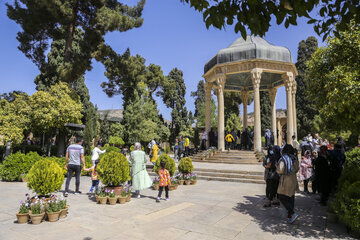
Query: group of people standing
[
  {"left": 262, "top": 133, "right": 347, "bottom": 224},
  {"left": 174, "top": 136, "right": 190, "bottom": 161}
]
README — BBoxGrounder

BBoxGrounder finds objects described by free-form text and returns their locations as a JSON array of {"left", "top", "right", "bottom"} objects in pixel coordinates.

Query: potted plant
[
  {"left": 169, "top": 177, "right": 178, "bottom": 191},
  {"left": 124, "top": 185, "right": 132, "bottom": 202},
  {"left": 97, "top": 152, "right": 130, "bottom": 196},
  {"left": 191, "top": 172, "right": 198, "bottom": 185},
  {"left": 59, "top": 198, "right": 68, "bottom": 219},
  {"left": 177, "top": 173, "right": 184, "bottom": 185},
  {"left": 29, "top": 198, "right": 45, "bottom": 225},
  {"left": 45, "top": 195, "right": 61, "bottom": 222},
  {"left": 153, "top": 176, "right": 159, "bottom": 190},
  {"left": 26, "top": 159, "right": 64, "bottom": 198},
  {"left": 108, "top": 190, "right": 117, "bottom": 205},
  {"left": 16, "top": 194, "right": 30, "bottom": 224},
  {"left": 119, "top": 190, "right": 127, "bottom": 204},
  {"left": 184, "top": 173, "right": 191, "bottom": 185},
  {"left": 98, "top": 189, "right": 108, "bottom": 205}
]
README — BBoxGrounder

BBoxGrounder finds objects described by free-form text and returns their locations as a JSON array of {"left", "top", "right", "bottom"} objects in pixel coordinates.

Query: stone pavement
[{"left": 0, "top": 178, "right": 355, "bottom": 240}]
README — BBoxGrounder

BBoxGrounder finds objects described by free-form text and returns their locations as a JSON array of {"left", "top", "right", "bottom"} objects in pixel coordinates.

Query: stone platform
[{"left": 0, "top": 178, "right": 354, "bottom": 240}]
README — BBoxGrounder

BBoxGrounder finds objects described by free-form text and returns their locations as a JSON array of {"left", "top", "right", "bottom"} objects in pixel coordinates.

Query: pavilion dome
[{"left": 204, "top": 36, "right": 293, "bottom": 74}]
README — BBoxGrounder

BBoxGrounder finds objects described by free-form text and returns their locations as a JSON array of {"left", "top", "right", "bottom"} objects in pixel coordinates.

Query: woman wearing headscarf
[
  {"left": 149, "top": 140, "right": 159, "bottom": 165},
  {"left": 264, "top": 129, "right": 272, "bottom": 149},
  {"left": 298, "top": 150, "right": 313, "bottom": 193},
  {"left": 317, "top": 145, "right": 331, "bottom": 205},
  {"left": 276, "top": 144, "right": 300, "bottom": 224},
  {"left": 130, "top": 142, "right": 152, "bottom": 198},
  {"left": 263, "top": 145, "right": 281, "bottom": 207}
]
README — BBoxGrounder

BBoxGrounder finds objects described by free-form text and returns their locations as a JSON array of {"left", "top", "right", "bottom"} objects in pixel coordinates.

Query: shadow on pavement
[{"left": 233, "top": 193, "right": 354, "bottom": 239}]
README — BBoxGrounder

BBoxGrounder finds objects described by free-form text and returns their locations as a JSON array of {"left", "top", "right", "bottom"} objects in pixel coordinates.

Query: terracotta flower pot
[
  {"left": 29, "top": 212, "right": 45, "bottom": 225},
  {"left": 178, "top": 180, "right": 184, "bottom": 185},
  {"left": 47, "top": 211, "right": 60, "bottom": 222},
  {"left": 98, "top": 196, "right": 108, "bottom": 205},
  {"left": 108, "top": 197, "right": 117, "bottom": 205},
  {"left": 191, "top": 180, "right": 197, "bottom": 185},
  {"left": 16, "top": 212, "right": 29, "bottom": 224},
  {"left": 126, "top": 194, "right": 131, "bottom": 202},
  {"left": 201, "top": 157, "right": 205, "bottom": 160},
  {"left": 174, "top": 184, "right": 178, "bottom": 190},
  {"left": 95, "top": 195, "right": 99, "bottom": 203},
  {"left": 59, "top": 206, "right": 69, "bottom": 219},
  {"left": 153, "top": 184, "right": 159, "bottom": 190},
  {"left": 119, "top": 196, "right": 126, "bottom": 204},
  {"left": 206, "top": 154, "right": 209, "bottom": 158},
  {"left": 105, "top": 186, "right": 123, "bottom": 196},
  {"left": 185, "top": 180, "right": 191, "bottom": 185},
  {"left": 168, "top": 185, "right": 175, "bottom": 191}
]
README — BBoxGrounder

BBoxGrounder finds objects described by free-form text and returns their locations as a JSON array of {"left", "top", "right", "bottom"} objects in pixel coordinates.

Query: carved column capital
[
  {"left": 282, "top": 72, "right": 294, "bottom": 92},
  {"left": 240, "top": 89, "right": 249, "bottom": 105},
  {"left": 251, "top": 68, "right": 263, "bottom": 88},
  {"left": 269, "top": 88, "right": 277, "bottom": 105},
  {"left": 291, "top": 81, "right": 297, "bottom": 95},
  {"left": 216, "top": 74, "right": 226, "bottom": 96},
  {"left": 205, "top": 81, "right": 213, "bottom": 94}
]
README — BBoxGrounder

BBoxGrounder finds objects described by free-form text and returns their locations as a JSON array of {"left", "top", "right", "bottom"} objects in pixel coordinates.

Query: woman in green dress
[{"left": 130, "top": 142, "right": 153, "bottom": 198}]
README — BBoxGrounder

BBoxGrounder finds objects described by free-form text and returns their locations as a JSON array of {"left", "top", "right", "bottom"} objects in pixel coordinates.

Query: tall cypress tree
[
  {"left": 295, "top": 36, "right": 319, "bottom": 138},
  {"left": 260, "top": 91, "right": 271, "bottom": 135}
]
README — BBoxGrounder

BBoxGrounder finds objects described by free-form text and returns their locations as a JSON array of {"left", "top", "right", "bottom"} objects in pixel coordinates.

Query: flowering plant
[
  {"left": 153, "top": 176, "right": 159, "bottom": 185},
  {"left": 45, "top": 195, "right": 61, "bottom": 213},
  {"left": 123, "top": 184, "right": 132, "bottom": 196},
  {"left": 175, "top": 172, "right": 183, "bottom": 180},
  {"left": 183, "top": 173, "right": 191, "bottom": 180},
  {"left": 190, "top": 172, "right": 197, "bottom": 180},
  {"left": 19, "top": 193, "right": 31, "bottom": 214},
  {"left": 30, "top": 196, "right": 45, "bottom": 214},
  {"left": 120, "top": 189, "right": 127, "bottom": 197},
  {"left": 109, "top": 190, "right": 116, "bottom": 198},
  {"left": 98, "top": 188, "right": 106, "bottom": 197},
  {"left": 58, "top": 197, "right": 67, "bottom": 210},
  {"left": 105, "top": 189, "right": 111, "bottom": 196},
  {"left": 170, "top": 177, "right": 178, "bottom": 185}
]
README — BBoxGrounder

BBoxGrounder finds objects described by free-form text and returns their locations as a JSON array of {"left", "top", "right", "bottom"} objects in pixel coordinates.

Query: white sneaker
[{"left": 137, "top": 194, "right": 141, "bottom": 199}]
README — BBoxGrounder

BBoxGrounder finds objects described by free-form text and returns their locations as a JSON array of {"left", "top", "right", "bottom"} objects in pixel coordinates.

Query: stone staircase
[
  {"left": 146, "top": 150, "right": 265, "bottom": 184},
  {"left": 191, "top": 150, "right": 260, "bottom": 165}
]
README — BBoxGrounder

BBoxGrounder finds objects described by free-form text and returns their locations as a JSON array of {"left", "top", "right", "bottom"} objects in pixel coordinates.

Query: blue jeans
[{"left": 89, "top": 180, "right": 99, "bottom": 192}]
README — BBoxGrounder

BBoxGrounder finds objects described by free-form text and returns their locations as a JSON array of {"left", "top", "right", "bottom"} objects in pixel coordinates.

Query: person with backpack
[
  {"left": 225, "top": 132, "right": 235, "bottom": 152},
  {"left": 276, "top": 144, "right": 300, "bottom": 224},
  {"left": 263, "top": 146, "right": 281, "bottom": 207}
]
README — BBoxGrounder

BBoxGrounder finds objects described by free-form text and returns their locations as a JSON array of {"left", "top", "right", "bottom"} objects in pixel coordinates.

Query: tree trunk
[
  {"left": 63, "top": 2, "right": 78, "bottom": 80},
  {"left": 57, "top": 130, "right": 66, "bottom": 157}
]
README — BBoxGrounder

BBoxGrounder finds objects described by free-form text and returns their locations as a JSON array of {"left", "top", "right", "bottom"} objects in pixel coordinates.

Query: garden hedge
[
  {"left": 154, "top": 154, "right": 176, "bottom": 177},
  {"left": 333, "top": 148, "right": 360, "bottom": 233},
  {"left": 0, "top": 152, "right": 42, "bottom": 181}
]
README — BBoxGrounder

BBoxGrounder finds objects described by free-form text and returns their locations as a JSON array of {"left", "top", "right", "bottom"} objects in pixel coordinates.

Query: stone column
[
  {"left": 216, "top": 74, "right": 226, "bottom": 151},
  {"left": 251, "top": 68, "right": 262, "bottom": 152},
  {"left": 269, "top": 88, "right": 277, "bottom": 146},
  {"left": 283, "top": 72, "right": 294, "bottom": 144},
  {"left": 205, "top": 81, "right": 213, "bottom": 148},
  {"left": 292, "top": 82, "right": 297, "bottom": 140},
  {"left": 240, "top": 90, "right": 249, "bottom": 129},
  {"left": 277, "top": 119, "right": 282, "bottom": 146}
]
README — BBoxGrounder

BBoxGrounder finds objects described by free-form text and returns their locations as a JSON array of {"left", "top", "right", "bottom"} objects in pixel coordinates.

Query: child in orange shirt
[
  {"left": 156, "top": 161, "right": 170, "bottom": 202},
  {"left": 83, "top": 160, "right": 100, "bottom": 194}
]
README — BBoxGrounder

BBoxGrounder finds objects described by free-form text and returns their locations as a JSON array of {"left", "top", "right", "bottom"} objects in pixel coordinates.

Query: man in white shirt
[{"left": 91, "top": 144, "right": 106, "bottom": 166}]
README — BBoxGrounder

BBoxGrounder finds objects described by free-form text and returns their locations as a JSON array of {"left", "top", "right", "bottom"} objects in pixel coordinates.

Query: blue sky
[{"left": 0, "top": 0, "right": 322, "bottom": 120}]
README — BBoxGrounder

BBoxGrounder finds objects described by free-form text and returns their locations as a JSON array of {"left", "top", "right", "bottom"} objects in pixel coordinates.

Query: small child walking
[
  {"left": 83, "top": 160, "right": 100, "bottom": 194},
  {"left": 156, "top": 161, "right": 170, "bottom": 202}
]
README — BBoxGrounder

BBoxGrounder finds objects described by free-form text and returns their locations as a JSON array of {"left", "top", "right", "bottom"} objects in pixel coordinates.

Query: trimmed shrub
[
  {"left": 154, "top": 154, "right": 176, "bottom": 177},
  {"left": 45, "top": 156, "right": 67, "bottom": 176},
  {"left": 102, "top": 146, "right": 121, "bottom": 154},
  {"left": 165, "top": 146, "right": 171, "bottom": 154},
  {"left": 97, "top": 151, "right": 130, "bottom": 187},
  {"left": 27, "top": 158, "right": 64, "bottom": 196},
  {"left": 333, "top": 148, "right": 360, "bottom": 232},
  {"left": 178, "top": 157, "right": 194, "bottom": 174},
  {"left": 81, "top": 156, "right": 93, "bottom": 176},
  {"left": 130, "top": 145, "right": 135, "bottom": 152},
  {"left": 109, "top": 136, "right": 125, "bottom": 147},
  {"left": 0, "top": 152, "right": 42, "bottom": 181}
]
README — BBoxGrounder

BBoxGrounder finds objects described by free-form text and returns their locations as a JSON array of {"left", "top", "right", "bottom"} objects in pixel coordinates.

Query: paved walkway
[{"left": 0, "top": 177, "right": 354, "bottom": 240}]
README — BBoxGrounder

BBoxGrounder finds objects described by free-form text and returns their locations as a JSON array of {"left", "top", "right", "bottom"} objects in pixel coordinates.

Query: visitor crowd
[{"left": 262, "top": 133, "right": 347, "bottom": 224}]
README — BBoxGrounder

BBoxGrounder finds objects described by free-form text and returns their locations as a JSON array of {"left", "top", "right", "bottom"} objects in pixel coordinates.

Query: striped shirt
[{"left": 67, "top": 144, "right": 84, "bottom": 165}]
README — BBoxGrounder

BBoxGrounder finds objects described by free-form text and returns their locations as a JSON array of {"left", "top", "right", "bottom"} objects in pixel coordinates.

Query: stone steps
[{"left": 146, "top": 166, "right": 265, "bottom": 184}]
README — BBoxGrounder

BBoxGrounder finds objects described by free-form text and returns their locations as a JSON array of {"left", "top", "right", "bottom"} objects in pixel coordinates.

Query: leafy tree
[
  {"left": 307, "top": 22, "right": 360, "bottom": 134},
  {"left": 29, "top": 82, "right": 83, "bottom": 133},
  {"left": 0, "top": 91, "right": 27, "bottom": 103},
  {"left": 110, "top": 122, "right": 125, "bottom": 139},
  {"left": 295, "top": 36, "right": 319, "bottom": 138},
  {"left": 224, "top": 92, "right": 242, "bottom": 122},
  {"left": 0, "top": 94, "right": 31, "bottom": 145},
  {"left": 225, "top": 113, "right": 242, "bottom": 133},
  {"left": 181, "top": 0, "right": 360, "bottom": 40},
  {"left": 159, "top": 68, "right": 188, "bottom": 142},
  {"left": 191, "top": 80, "right": 206, "bottom": 118},
  {"left": 99, "top": 114, "right": 112, "bottom": 144},
  {"left": 260, "top": 91, "right": 271, "bottom": 135},
  {"left": 7, "top": 0, "right": 145, "bottom": 82}
]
